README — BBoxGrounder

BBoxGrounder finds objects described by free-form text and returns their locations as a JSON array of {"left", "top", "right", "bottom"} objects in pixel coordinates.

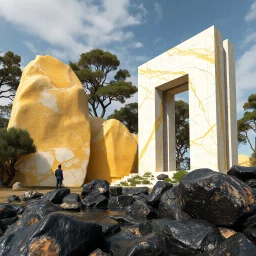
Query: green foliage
[
  {"left": 0, "top": 104, "right": 12, "bottom": 128},
  {"left": 175, "top": 100, "right": 190, "bottom": 170},
  {"left": 108, "top": 102, "right": 138, "bottom": 134},
  {"left": 70, "top": 49, "right": 137, "bottom": 118},
  {"left": 142, "top": 180, "right": 150, "bottom": 184},
  {"left": 0, "top": 127, "right": 36, "bottom": 186},
  {"left": 250, "top": 151, "right": 256, "bottom": 166},
  {"left": 172, "top": 170, "right": 188, "bottom": 183},
  {"left": 120, "top": 181, "right": 129, "bottom": 186},
  {"left": 133, "top": 175, "right": 144, "bottom": 180},
  {"left": 163, "top": 177, "right": 173, "bottom": 183},
  {"left": 237, "top": 94, "right": 256, "bottom": 157},
  {"left": 0, "top": 51, "right": 22, "bottom": 100}
]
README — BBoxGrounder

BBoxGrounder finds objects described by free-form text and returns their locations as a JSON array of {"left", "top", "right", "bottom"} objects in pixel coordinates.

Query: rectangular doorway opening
[{"left": 163, "top": 86, "right": 190, "bottom": 172}]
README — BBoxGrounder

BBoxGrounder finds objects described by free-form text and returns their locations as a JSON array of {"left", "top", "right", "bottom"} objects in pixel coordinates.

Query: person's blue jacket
[{"left": 55, "top": 168, "right": 63, "bottom": 180}]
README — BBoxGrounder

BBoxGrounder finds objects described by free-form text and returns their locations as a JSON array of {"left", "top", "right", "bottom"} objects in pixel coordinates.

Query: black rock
[
  {"left": 4, "top": 204, "right": 24, "bottom": 215},
  {"left": 60, "top": 202, "right": 82, "bottom": 211},
  {"left": 7, "top": 195, "right": 20, "bottom": 203},
  {"left": 107, "top": 222, "right": 154, "bottom": 254},
  {"left": 108, "top": 215, "right": 143, "bottom": 226},
  {"left": 42, "top": 188, "right": 70, "bottom": 204},
  {"left": 108, "top": 195, "right": 135, "bottom": 209},
  {"left": 157, "top": 174, "right": 169, "bottom": 180},
  {"left": 110, "top": 186, "right": 122, "bottom": 196},
  {"left": 1, "top": 216, "right": 18, "bottom": 231},
  {"left": 82, "top": 180, "right": 110, "bottom": 198},
  {"left": 113, "top": 232, "right": 168, "bottom": 256},
  {"left": 132, "top": 193, "right": 148, "bottom": 202},
  {"left": 22, "top": 191, "right": 43, "bottom": 201},
  {"left": 0, "top": 212, "right": 107, "bottom": 256},
  {"left": 158, "top": 186, "right": 191, "bottom": 220},
  {"left": 89, "top": 248, "right": 109, "bottom": 255},
  {"left": 0, "top": 204, "right": 17, "bottom": 219},
  {"left": 129, "top": 200, "right": 156, "bottom": 219},
  {"left": 179, "top": 168, "right": 256, "bottom": 226},
  {"left": 202, "top": 233, "right": 256, "bottom": 256},
  {"left": 83, "top": 218, "right": 120, "bottom": 238},
  {"left": 5, "top": 200, "right": 62, "bottom": 235},
  {"left": 147, "top": 181, "right": 172, "bottom": 206},
  {"left": 81, "top": 193, "right": 108, "bottom": 208},
  {"left": 123, "top": 187, "right": 149, "bottom": 196},
  {"left": 62, "top": 193, "right": 81, "bottom": 203},
  {"left": 245, "top": 179, "right": 256, "bottom": 188},
  {"left": 227, "top": 165, "right": 256, "bottom": 181},
  {"left": 243, "top": 228, "right": 256, "bottom": 245},
  {"left": 153, "top": 218, "right": 222, "bottom": 255}
]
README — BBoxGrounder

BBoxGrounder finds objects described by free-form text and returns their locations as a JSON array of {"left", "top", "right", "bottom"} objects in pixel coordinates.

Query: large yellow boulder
[
  {"left": 85, "top": 117, "right": 138, "bottom": 183},
  {"left": 238, "top": 154, "right": 251, "bottom": 167},
  {"left": 8, "top": 55, "right": 91, "bottom": 187}
]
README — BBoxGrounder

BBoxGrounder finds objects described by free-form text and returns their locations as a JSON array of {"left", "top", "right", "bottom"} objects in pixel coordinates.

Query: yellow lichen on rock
[
  {"left": 8, "top": 55, "right": 91, "bottom": 187},
  {"left": 85, "top": 117, "right": 138, "bottom": 183}
]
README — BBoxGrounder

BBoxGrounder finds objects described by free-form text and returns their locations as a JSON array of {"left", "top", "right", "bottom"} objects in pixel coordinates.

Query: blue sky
[{"left": 0, "top": 0, "right": 256, "bottom": 156}]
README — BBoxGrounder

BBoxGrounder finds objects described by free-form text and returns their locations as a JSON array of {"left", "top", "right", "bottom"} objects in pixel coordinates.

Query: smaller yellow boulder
[
  {"left": 238, "top": 154, "right": 251, "bottom": 167},
  {"left": 86, "top": 118, "right": 138, "bottom": 183}
]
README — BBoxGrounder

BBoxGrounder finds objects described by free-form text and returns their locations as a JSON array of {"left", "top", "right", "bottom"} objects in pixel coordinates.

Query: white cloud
[
  {"left": 154, "top": 37, "right": 162, "bottom": 44},
  {"left": 245, "top": 1, "right": 256, "bottom": 21},
  {"left": 154, "top": 2, "right": 163, "bottom": 23},
  {"left": 132, "top": 42, "right": 144, "bottom": 48},
  {"left": 23, "top": 41, "right": 37, "bottom": 53},
  {"left": 236, "top": 1, "right": 256, "bottom": 114},
  {"left": 0, "top": 0, "right": 147, "bottom": 60}
]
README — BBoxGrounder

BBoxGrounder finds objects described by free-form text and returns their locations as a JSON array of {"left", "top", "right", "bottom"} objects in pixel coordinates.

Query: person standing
[{"left": 55, "top": 164, "right": 63, "bottom": 189}]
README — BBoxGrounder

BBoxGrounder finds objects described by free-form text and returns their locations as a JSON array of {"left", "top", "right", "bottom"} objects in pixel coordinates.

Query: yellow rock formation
[
  {"left": 8, "top": 55, "right": 91, "bottom": 187},
  {"left": 238, "top": 154, "right": 251, "bottom": 167},
  {"left": 85, "top": 117, "right": 138, "bottom": 183}
]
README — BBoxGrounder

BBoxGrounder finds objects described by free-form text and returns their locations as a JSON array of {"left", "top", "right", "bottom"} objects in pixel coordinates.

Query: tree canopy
[
  {"left": 0, "top": 127, "right": 36, "bottom": 186},
  {"left": 175, "top": 100, "right": 189, "bottom": 170},
  {"left": 0, "top": 51, "right": 22, "bottom": 100},
  {"left": 108, "top": 102, "right": 138, "bottom": 134},
  {"left": 237, "top": 93, "right": 256, "bottom": 166},
  {"left": 70, "top": 49, "right": 137, "bottom": 118}
]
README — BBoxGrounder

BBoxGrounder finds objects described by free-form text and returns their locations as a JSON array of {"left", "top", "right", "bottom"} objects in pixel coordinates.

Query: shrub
[
  {"left": 172, "top": 170, "right": 188, "bottom": 183},
  {"left": 142, "top": 180, "right": 150, "bottom": 184},
  {"left": 133, "top": 175, "right": 144, "bottom": 180},
  {"left": 0, "top": 127, "right": 36, "bottom": 187},
  {"left": 120, "top": 182, "right": 129, "bottom": 186},
  {"left": 163, "top": 177, "right": 173, "bottom": 183}
]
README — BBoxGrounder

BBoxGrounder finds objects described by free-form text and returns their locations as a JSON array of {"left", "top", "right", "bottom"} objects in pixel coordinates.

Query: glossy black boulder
[
  {"left": 147, "top": 181, "right": 172, "bottom": 206},
  {"left": 157, "top": 174, "right": 169, "bottom": 180},
  {"left": 42, "top": 188, "right": 70, "bottom": 204},
  {"left": 7, "top": 195, "right": 20, "bottom": 203},
  {"left": 179, "top": 168, "right": 256, "bottom": 226},
  {"left": 5, "top": 200, "right": 62, "bottom": 235},
  {"left": 129, "top": 200, "right": 156, "bottom": 219},
  {"left": 114, "top": 232, "right": 168, "bottom": 256},
  {"left": 0, "top": 212, "right": 107, "bottom": 256},
  {"left": 158, "top": 186, "right": 190, "bottom": 220},
  {"left": 227, "top": 165, "right": 256, "bottom": 181},
  {"left": 153, "top": 218, "right": 222, "bottom": 255},
  {"left": 81, "top": 192, "right": 108, "bottom": 208},
  {"left": 82, "top": 180, "right": 110, "bottom": 198},
  {"left": 108, "top": 195, "right": 135, "bottom": 209},
  {"left": 122, "top": 187, "right": 149, "bottom": 196},
  {"left": 202, "top": 233, "right": 256, "bottom": 256}
]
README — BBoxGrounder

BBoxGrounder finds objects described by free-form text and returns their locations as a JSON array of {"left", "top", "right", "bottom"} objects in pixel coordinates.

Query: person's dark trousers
[{"left": 56, "top": 179, "right": 62, "bottom": 189}]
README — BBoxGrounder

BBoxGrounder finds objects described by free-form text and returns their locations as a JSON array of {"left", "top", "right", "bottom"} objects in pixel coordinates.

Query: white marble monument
[{"left": 138, "top": 26, "right": 238, "bottom": 174}]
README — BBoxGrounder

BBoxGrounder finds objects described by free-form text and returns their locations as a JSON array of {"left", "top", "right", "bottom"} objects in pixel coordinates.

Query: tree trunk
[{"left": 4, "top": 165, "right": 16, "bottom": 186}]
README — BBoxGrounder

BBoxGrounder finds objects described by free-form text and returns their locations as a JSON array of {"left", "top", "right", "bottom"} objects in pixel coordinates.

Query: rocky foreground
[{"left": 0, "top": 166, "right": 256, "bottom": 255}]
